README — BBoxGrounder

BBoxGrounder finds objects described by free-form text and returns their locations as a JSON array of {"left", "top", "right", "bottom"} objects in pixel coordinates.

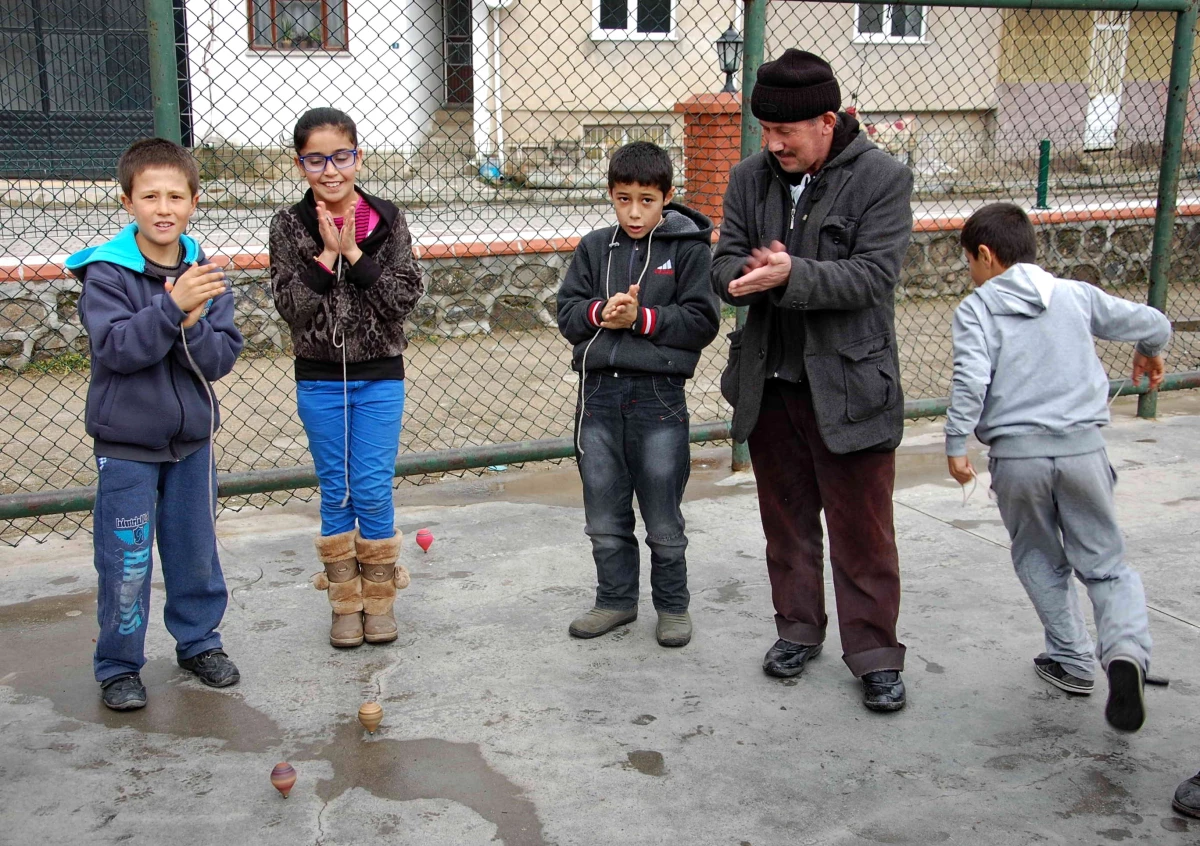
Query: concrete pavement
[{"left": 1, "top": 397, "right": 1198, "bottom": 845}]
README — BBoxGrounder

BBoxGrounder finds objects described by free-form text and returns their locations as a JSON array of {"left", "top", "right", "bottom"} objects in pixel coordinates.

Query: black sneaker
[
  {"left": 101, "top": 673, "right": 147, "bottom": 711},
  {"left": 1033, "top": 655, "right": 1094, "bottom": 695},
  {"left": 1105, "top": 656, "right": 1145, "bottom": 732},
  {"left": 178, "top": 649, "right": 240, "bottom": 688}
]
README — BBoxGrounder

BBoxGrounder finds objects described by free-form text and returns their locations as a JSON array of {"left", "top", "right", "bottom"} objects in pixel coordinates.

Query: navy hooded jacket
[{"left": 66, "top": 224, "right": 244, "bottom": 461}]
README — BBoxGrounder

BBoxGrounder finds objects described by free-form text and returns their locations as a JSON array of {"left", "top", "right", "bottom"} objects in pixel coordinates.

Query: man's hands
[
  {"left": 729, "top": 240, "right": 792, "bottom": 297},
  {"left": 1131, "top": 350, "right": 1165, "bottom": 391},
  {"left": 601, "top": 283, "right": 639, "bottom": 330},
  {"left": 947, "top": 455, "right": 976, "bottom": 486},
  {"left": 315, "top": 200, "right": 363, "bottom": 269},
  {"left": 166, "top": 262, "right": 226, "bottom": 328}
]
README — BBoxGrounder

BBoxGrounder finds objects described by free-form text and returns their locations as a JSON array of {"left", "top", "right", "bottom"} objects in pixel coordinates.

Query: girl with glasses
[{"left": 269, "top": 107, "right": 424, "bottom": 649}]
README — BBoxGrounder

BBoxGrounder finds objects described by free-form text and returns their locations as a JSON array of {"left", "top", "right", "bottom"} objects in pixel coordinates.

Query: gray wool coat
[{"left": 711, "top": 136, "right": 914, "bottom": 453}]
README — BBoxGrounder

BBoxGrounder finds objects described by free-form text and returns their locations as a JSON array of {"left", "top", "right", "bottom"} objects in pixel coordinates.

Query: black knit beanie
[{"left": 750, "top": 49, "right": 841, "bottom": 123}]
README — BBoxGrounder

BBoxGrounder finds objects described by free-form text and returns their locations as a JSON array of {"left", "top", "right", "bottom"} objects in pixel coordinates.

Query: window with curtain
[{"left": 250, "top": 0, "right": 348, "bottom": 51}]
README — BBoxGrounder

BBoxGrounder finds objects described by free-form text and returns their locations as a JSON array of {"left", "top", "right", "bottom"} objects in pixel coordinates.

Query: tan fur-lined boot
[
  {"left": 355, "top": 532, "right": 410, "bottom": 644},
  {"left": 311, "top": 530, "right": 363, "bottom": 648}
]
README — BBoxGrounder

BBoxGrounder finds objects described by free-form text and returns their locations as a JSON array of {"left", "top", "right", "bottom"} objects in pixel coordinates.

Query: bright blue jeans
[
  {"left": 92, "top": 446, "right": 227, "bottom": 683},
  {"left": 574, "top": 371, "right": 691, "bottom": 613},
  {"left": 296, "top": 379, "right": 405, "bottom": 540}
]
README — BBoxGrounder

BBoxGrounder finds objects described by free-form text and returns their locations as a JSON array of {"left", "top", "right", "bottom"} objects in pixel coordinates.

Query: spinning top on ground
[
  {"left": 415, "top": 528, "right": 434, "bottom": 552},
  {"left": 358, "top": 702, "right": 383, "bottom": 734},
  {"left": 270, "top": 762, "right": 296, "bottom": 798}
]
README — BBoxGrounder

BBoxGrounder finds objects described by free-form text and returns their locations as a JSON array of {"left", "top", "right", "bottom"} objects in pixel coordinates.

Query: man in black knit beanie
[{"left": 712, "top": 48, "right": 914, "bottom": 713}]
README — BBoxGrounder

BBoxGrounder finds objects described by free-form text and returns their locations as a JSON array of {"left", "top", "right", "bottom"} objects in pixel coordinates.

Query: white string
[
  {"left": 575, "top": 219, "right": 662, "bottom": 456},
  {"left": 960, "top": 473, "right": 977, "bottom": 507},
  {"left": 331, "top": 254, "right": 351, "bottom": 508},
  {"left": 1109, "top": 377, "right": 1127, "bottom": 409},
  {"left": 179, "top": 318, "right": 219, "bottom": 536},
  {"left": 574, "top": 226, "right": 618, "bottom": 457}
]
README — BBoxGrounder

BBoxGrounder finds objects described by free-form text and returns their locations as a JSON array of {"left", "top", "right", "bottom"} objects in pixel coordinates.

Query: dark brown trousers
[{"left": 747, "top": 380, "right": 906, "bottom": 676}]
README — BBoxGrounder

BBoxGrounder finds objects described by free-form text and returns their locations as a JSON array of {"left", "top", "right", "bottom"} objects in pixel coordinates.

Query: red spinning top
[{"left": 415, "top": 528, "right": 434, "bottom": 552}]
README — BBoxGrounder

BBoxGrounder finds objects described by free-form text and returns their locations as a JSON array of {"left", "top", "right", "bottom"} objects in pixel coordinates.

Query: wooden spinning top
[
  {"left": 270, "top": 762, "right": 296, "bottom": 798},
  {"left": 358, "top": 702, "right": 383, "bottom": 734}
]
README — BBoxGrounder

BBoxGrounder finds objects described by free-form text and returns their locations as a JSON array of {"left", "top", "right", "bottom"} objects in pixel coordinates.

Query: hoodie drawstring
[{"left": 575, "top": 219, "right": 663, "bottom": 457}]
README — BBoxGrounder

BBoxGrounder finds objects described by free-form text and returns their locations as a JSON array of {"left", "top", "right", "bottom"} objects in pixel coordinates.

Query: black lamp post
[{"left": 715, "top": 23, "right": 743, "bottom": 94}]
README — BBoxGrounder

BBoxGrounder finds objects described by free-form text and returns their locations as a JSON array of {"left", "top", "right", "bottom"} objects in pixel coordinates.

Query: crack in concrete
[{"left": 315, "top": 795, "right": 330, "bottom": 845}]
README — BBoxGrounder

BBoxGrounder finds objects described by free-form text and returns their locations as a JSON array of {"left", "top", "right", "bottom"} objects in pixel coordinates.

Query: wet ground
[{"left": 2, "top": 401, "right": 1199, "bottom": 845}]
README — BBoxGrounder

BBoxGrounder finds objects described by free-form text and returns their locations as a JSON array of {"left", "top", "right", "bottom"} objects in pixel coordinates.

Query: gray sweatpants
[{"left": 989, "top": 448, "right": 1151, "bottom": 680}]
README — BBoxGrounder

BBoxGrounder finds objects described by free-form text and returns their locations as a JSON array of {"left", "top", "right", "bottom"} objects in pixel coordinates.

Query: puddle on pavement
[
  {"left": 0, "top": 592, "right": 546, "bottom": 845},
  {"left": 297, "top": 722, "right": 545, "bottom": 845},
  {"left": 0, "top": 592, "right": 281, "bottom": 751},
  {"left": 624, "top": 750, "right": 665, "bottom": 776}
]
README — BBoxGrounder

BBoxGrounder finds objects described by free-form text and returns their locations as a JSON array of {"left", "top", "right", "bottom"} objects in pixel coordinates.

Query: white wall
[{"left": 184, "top": 0, "right": 445, "bottom": 152}]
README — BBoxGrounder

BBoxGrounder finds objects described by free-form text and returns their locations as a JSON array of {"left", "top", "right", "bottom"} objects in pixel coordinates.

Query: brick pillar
[{"left": 673, "top": 93, "right": 742, "bottom": 227}]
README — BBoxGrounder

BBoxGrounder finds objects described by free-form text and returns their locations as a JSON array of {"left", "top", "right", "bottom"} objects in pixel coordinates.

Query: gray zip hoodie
[{"left": 945, "top": 263, "right": 1171, "bottom": 458}]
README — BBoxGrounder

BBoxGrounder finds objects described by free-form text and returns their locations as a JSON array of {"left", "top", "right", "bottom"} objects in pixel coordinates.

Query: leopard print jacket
[{"left": 269, "top": 194, "right": 424, "bottom": 370}]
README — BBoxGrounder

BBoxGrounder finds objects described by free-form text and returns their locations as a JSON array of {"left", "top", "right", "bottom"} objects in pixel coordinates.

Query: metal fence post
[
  {"left": 1139, "top": 0, "right": 1198, "bottom": 419},
  {"left": 1035, "top": 139, "right": 1051, "bottom": 210},
  {"left": 730, "top": 0, "right": 767, "bottom": 473},
  {"left": 145, "top": 0, "right": 182, "bottom": 144}
]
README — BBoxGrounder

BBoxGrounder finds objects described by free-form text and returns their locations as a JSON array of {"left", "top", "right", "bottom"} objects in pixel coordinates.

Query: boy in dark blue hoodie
[
  {"left": 66, "top": 138, "right": 244, "bottom": 711},
  {"left": 557, "top": 142, "right": 720, "bottom": 647}
]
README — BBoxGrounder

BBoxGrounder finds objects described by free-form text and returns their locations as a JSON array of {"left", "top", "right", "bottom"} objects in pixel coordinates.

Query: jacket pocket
[
  {"left": 818, "top": 216, "right": 857, "bottom": 261},
  {"left": 95, "top": 375, "right": 120, "bottom": 428},
  {"left": 720, "top": 328, "right": 743, "bottom": 407},
  {"left": 838, "top": 331, "right": 898, "bottom": 423}
]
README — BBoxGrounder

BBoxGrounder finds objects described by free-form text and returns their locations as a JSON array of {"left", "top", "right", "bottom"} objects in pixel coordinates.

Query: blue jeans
[
  {"left": 92, "top": 446, "right": 227, "bottom": 683},
  {"left": 575, "top": 371, "right": 691, "bottom": 613},
  {"left": 296, "top": 379, "right": 405, "bottom": 540}
]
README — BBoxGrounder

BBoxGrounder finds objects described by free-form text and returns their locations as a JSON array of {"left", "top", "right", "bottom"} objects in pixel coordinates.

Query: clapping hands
[
  {"left": 315, "top": 200, "right": 363, "bottom": 269},
  {"left": 601, "top": 284, "right": 639, "bottom": 330},
  {"left": 166, "top": 261, "right": 226, "bottom": 328}
]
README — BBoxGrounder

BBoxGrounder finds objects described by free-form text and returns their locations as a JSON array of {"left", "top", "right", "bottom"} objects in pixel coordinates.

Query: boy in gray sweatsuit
[{"left": 945, "top": 203, "right": 1170, "bottom": 733}]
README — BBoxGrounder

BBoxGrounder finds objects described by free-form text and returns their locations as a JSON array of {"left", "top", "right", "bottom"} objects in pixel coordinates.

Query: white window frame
[
  {"left": 591, "top": 0, "right": 677, "bottom": 42},
  {"left": 853, "top": 4, "right": 928, "bottom": 44}
]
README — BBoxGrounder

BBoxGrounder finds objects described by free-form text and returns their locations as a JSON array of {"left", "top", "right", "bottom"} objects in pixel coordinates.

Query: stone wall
[{"left": 2, "top": 216, "right": 1195, "bottom": 370}]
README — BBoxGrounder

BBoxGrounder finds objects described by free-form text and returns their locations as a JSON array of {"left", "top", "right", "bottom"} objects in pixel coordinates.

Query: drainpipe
[
  {"left": 491, "top": 2, "right": 505, "bottom": 166},
  {"left": 476, "top": 0, "right": 513, "bottom": 167}
]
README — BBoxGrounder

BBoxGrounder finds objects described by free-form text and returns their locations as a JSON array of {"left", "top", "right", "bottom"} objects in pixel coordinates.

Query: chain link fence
[{"left": 3, "top": 0, "right": 1199, "bottom": 543}]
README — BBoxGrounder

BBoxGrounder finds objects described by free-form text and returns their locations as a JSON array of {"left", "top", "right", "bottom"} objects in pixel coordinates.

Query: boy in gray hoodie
[{"left": 945, "top": 203, "right": 1170, "bottom": 733}]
